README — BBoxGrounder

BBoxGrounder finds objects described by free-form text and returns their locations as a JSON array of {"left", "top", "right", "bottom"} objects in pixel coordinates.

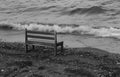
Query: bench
[{"left": 25, "top": 29, "right": 64, "bottom": 55}]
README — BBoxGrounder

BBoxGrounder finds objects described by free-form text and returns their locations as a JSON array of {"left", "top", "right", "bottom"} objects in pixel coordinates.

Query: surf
[{"left": 1, "top": 22, "right": 120, "bottom": 39}]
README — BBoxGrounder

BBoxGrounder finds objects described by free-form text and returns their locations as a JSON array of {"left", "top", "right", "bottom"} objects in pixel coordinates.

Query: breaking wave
[
  {"left": 1, "top": 22, "right": 120, "bottom": 39},
  {"left": 61, "top": 6, "right": 106, "bottom": 15}
]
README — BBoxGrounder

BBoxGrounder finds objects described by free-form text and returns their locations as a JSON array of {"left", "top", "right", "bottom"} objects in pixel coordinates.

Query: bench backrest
[{"left": 25, "top": 29, "right": 57, "bottom": 44}]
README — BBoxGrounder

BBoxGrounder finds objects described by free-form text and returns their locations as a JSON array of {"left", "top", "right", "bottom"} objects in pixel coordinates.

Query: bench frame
[{"left": 25, "top": 29, "right": 64, "bottom": 55}]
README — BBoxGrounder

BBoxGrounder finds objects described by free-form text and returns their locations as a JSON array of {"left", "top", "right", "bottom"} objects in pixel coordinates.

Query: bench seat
[{"left": 27, "top": 41, "right": 63, "bottom": 47}]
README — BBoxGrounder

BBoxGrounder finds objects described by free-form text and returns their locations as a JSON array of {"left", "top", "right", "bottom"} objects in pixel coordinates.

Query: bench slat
[
  {"left": 27, "top": 35, "right": 55, "bottom": 40},
  {"left": 27, "top": 30, "right": 54, "bottom": 35},
  {"left": 27, "top": 41, "right": 55, "bottom": 46},
  {"left": 27, "top": 44, "right": 55, "bottom": 47}
]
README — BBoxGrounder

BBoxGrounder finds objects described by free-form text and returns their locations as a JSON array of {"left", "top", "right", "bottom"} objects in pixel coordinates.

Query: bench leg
[
  {"left": 54, "top": 46, "right": 57, "bottom": 56},
  {"left": 32, "top": 45, "right": 35, "bottom": 50},
  {"left": 61, "top": 42, "right": 64, "bottom": 54},
  {"left": 25, "top": 44, "right": 28, "bottom": 53}
]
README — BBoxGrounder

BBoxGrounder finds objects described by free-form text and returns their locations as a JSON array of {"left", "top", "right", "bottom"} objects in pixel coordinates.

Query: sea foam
[{"left": 0, "top": 22, "right": 120, "bottom": 39}]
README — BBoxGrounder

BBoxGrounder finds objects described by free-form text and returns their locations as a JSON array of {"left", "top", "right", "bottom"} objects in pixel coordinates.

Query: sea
[{"left": 1, "top": 0, "right": 120, "bottom": 54}]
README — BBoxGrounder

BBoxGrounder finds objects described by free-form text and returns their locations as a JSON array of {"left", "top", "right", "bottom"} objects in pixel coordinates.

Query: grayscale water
[{"left": 1, "top": 0, "right": 120, "bottom": 54}]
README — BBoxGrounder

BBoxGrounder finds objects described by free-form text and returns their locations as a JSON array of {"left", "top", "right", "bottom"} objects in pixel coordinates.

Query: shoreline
[{"left": 1, "top": 30, "right": 120, "bottom": 54}]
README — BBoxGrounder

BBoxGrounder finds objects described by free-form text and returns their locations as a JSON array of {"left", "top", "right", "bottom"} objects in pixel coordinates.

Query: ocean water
[
  {"left": 1, "top": 0, "right": 120, "bottom": 54},
  {"left": 0, "top": 0, "right": 120, "bottom": 39}
]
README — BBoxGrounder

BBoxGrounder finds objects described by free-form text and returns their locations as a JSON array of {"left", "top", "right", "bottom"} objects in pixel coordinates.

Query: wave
[
  {"left": 21, "top": 6, "right": 56, "bottom": 13},
  {"left": 61, "top": 6, "right": 106, "bottom": 15},
  {"left": 0, "top": 22, "right": 120, "bottom": 39}
]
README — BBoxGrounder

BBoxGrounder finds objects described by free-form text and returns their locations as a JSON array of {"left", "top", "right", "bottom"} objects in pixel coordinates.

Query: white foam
[{"left": 1, "top": 22, "right": 120, "bottom": 39}]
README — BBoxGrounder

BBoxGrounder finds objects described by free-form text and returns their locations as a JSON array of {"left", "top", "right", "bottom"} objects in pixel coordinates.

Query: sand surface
[{"left": 0, "top": 30, "right": 120, "bottom": 54}]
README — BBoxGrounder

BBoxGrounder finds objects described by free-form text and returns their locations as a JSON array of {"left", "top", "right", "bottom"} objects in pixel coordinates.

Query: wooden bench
[{"left": 25, "top": 29, "right": 64, "bottom": 55}]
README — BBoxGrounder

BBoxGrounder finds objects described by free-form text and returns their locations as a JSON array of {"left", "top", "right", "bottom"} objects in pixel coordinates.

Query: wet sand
[{"left": 0, "top": 30, "right": 120, "bottom": 54}]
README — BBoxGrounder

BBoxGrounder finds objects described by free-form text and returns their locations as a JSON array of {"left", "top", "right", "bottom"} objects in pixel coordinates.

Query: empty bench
[{"left": 25, "top": 29, "right": 64, "bottom": 55}]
